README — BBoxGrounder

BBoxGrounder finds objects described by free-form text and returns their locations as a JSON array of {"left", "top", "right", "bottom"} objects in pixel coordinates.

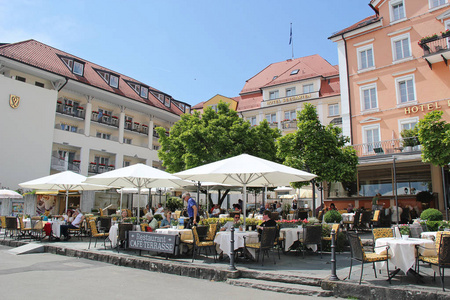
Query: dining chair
[
  {"left": 417, "top": 232, "right": 450, "bottom": 291},
  {"left": 244, "top": 226, "right": 277, "bottom": 266},
  {"left": 409, "top": 225, "right": 423, "bottom": 238},
  {"left": 140, "top": 223, "right": 149, "bottom": 231},
  {"left": 4, "top": 217, "right": 18, "bottom": 240},
  {"left": 88, "top": 219, "right": 111, "bottom": 249},
  {"left": 322, "top": 223, "right": 340, "bottom": 243},
  {"left": 371, "top": 210, "right": 380, "bottom": 227},
  {"left": 68, "top": 217, "right": 85, "bottom": 240},
  {"left": 358, "top": 211, "right": 372, "bottom": 231},
  {"left": 18, "top": 216, "right": 33, "bottom": 239},
  {"left": 203, "top": 223, "right": 218, "bottom": 241},
  {"left": 191, "top": 226, "right": 217, "bottom": 262},
  {"left": 298, "top": 225, "right": 322, "bottom": 259},
  {"left": 347, "top": 232, "right": 391, "bottom": 285},
  {"left": 117, "top": 223, "right": 134, "bottom": 252},
  {"left": 0, "top": 216, "right": 6, "bottom": 237},
  {"left": 274, "top": 224, "right": 285, "bottom": 258}
]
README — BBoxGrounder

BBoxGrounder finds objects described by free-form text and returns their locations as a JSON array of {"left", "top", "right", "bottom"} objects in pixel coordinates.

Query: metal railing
[
  {"left": 56, "top": 104, "right": 85, "bottom": 119},
  {"left": 50, "top": 155, "right": 81, "bottom": 173},
  {"left": 419, "top": 34, "right": 449, "bottom": 56},
  {"left": 352, "top": 137, "right": 421, "bottom": 157},
  {"left": 88, "top": 163, "right": 115, "bottom": 174}
]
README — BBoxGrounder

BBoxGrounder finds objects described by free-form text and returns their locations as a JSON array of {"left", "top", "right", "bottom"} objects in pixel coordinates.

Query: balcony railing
[
  {"left": 419, "top": 34, "right": 450, "bottom": 68},
  {"left": 352, "top": 137, "right": 421, "bottom": 158},
  {"left": 88, "top": 163, "right": 115, "bottom": 174},
  {"left": 91, "top": 112, "right": 119, "bottom": 128},
  {"left": 281, "top": 120, "right": 297, "bottom": 130},
  {"left": 124, "top": 122, "right": 149, "bottom": 135},
  {"left": 50, "top": 155, "right": 81, "bottom": 173},
  {"left": 56, "top": 104, "right": 85, "bottom": 119}
]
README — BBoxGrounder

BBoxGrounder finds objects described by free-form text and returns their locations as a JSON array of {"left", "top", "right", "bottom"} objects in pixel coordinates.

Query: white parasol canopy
[
  {"left": 19, "top": 171, "right": 109, "bottom": 212},
  {"left": 174, "top": 154, "right": 316, "bottom": 227},
  {"left": 84, "top": 163, "right": 186, "bottom": 220},
  {"left": 0, "top": 189, "right": 23, "bottom": 199}
]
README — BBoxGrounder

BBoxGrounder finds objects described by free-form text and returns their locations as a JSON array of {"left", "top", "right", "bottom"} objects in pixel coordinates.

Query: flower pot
[{"left": 402, "top": 235, "right": 409, "bottom": 240}]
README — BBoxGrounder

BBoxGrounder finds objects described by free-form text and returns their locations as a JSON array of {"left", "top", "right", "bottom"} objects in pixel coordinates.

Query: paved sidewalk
[{"left": 1, "top": 235, "right": 449, "bottom": 299}]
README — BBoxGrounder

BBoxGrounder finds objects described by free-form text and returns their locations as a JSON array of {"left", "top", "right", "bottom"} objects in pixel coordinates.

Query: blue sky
[{"left": 0, "top": 0, "right": 373, "bottom": 106}]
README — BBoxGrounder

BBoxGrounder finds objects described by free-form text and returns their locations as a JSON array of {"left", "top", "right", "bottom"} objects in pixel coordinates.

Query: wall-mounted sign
[
  {"left": 265, "top": 93, "right": 312, "bottom": 106},
  {"left": 9, "top": 94, "right": 20, "bottom": 109},
  {"left": 404, "top": 101, "right": 447, "bottom": 114}
]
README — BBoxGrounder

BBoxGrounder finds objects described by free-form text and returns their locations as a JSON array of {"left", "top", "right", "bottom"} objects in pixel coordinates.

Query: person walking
[{"left": 183, "top": 192, "right": 199, "bottom": 229}]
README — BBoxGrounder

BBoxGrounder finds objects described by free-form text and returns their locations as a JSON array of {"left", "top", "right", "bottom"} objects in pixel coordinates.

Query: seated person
[
  {"left": 330, "top": 203, "right": 337, "bottom": 210},
  {"left": 155, "top": 203, "right": 164, "bottom": 216},
  {"left": 276, "top": 203, "right": 283, "bottom": 214},
  {"left": 291, "top": 199, "right": 298, "bottom": 210},
  {"left": 121, "top": 209, "right": 129, "bottom": 220},
  {"left": 256, "top": 210, "right": 276, "bottom": 234},
  {"left": 63, "top": 209, "right": 74, "bottom": 223},
  {"left": 347, "top": 204, "right": 354, "bottom": 213},
  {"left": 210, "top": 204, "right": 221, "bottom": 217},
  {"left": 260, "top": 203, "right": 270, "bottom": 214},
  {"left": 60, "top": 208, "right": 84, "bottom": 241},
  {"left": 221, "top": 213, "right": 242, "bottom": 231},
  {"left": 145, "top": 212, "right": 158, "bottom": 231},
  {"left": 160, "top": 210, "right": 173, "bottom": 228}
]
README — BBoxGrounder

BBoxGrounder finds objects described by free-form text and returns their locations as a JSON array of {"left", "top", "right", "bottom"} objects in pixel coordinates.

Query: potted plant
[
  {"left": 419, "top": 33, "right": 439, "bottom": 44},
  {"left": 441, "top": 29, "right": 450, "bottom": 38},
  {"left": 399, "top": 225, "right": 410, "bottom": 239},
  {"left": 401, "top": 128, "right": 419, "bottom": 151},
  {"left": 323, "top": 210, "right": 343, "bottom": 224}
]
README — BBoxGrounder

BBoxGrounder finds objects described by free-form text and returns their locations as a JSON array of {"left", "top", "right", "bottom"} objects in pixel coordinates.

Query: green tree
[
  {"left": 417, "top": 110, "right": 450, "bottom": 166},
  {"left": 277, "top": 103, "right": 358, "bottom": 188},
  {"left": 156, "top": 101, "right": 281, "bottom": 206}
]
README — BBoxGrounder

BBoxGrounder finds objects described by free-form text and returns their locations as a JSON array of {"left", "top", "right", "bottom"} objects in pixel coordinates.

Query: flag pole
[{"left": 290, "top": 23, "right": 294, "bottom": 59}]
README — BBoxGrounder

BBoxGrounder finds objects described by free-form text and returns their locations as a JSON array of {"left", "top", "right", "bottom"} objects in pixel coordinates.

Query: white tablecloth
[
  {"left": 219, "top": 214, "right": 230, "bottom": 219},
  {"left": 375, "top": 237, "right": 435, "bottom": 274},
  {"left": 50, "top": 220, "right": 65, "bottom": 237},
  {"left": 214, "top": 231, "right": 259, "bottom": 257},
  {"left": 109, "top": 224, "right": 140, "bottom": 247},
  {"left": 421, "top": 231, "right": 437, "bottom": 241},
  {"left": 155, "top": 228, "right": 193, "bottom": 241},
  {"left": 280, "top": 227, "right": 318, "bottom": 252},
  {"left": 341, "top": 213, "right": 355, "bottom": 222}
]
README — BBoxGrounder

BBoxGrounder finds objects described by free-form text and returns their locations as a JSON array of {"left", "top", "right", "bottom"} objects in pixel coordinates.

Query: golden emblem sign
[{"left": 9, "top": 94, "right": 20, "bottom": 109}]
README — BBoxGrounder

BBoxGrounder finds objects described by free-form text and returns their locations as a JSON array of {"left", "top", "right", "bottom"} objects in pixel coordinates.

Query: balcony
[
  {"left": 89, "top": 163, "right": 115, "bottom": 174},
  {"left": 56, "top": 103, "right": 85, "bottom": 119},
  {"left": 91, "top": 112, "right": 119, "bottom": 128},
  {"left": 352, "top": 137, "right": 421, "bottom": 158},
  {"left": 281, "top": 120, "right": 297, "bottom": 130},
  {"left": 269, "top": 122, "right": 279, "bottom": 129},
  {"left": 124, "top": 121, "right": 149, "bottom": 135},
  {"left": 51, "top": 155, "right": 81, "bottom": 173},
  {"left": 419, "top": 34, "right": 450, "bottom": 69}
]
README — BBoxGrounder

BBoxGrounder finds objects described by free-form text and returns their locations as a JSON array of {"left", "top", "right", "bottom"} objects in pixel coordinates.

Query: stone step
[
  {"left": 239, "top": 270, "right": 322, "bottom": 286},
  {"left": 226, "top": 278, "right": 334, "bottom": 297},
  {"left": 7, "top": 243, "right": 44, "bottom": 255}
]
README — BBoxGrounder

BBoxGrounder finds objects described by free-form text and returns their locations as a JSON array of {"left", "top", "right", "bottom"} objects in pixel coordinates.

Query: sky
[{"left": 0, "top": 0, "right": 374, "bottom": 107}]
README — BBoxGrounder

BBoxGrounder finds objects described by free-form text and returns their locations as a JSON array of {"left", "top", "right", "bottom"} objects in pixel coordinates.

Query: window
[
  {"left": 390, "top": 0, "right": 406, "bottom": 22},
  {"left": 399, "top": 117, "right": 418, "bottom": 132},
  {"left": 391, "top": 33, "right": 411, "bottom": 61},
  {"left": 124, "top": 80, "right": 149, "bottom": 99},
  {"left": 272, "top": 76, "right": 278, "bottom": 80},
  {"left": 59, "top": 55, "right": 85, "bottom": 76},
  {"left": 290, "top": 69, "right": 299, "bottom": 75},
  {"left": 284, "top": 110, "right": 296, "bottom": 120},
  {"left": 124, "top": 115, "right": 133, "bottom": 130},
  {"left": 360, "top": 84, "right": 378, "bottom": 111},
  {"left": 15, "top": 76, "right": 26, "bottom": 82},
  {"left": 265, "top": 113, "right": 277, "bottom": 123},
  {"left": 123, "top": 161, "right": 131, "bottom": 167},
  {"left": 429, "top": 0, "right": 447, "bottom": 9},
  {"left": 363, "top": 125, "right": 381, "bottom": 153},
  {"left": 328, "top": 104, "right": 339, "bottom": 117},
  {"left": 109, "top": 75, "right": 119, "bottom": 88},
  {"left": 140, "top": 86, "right": 148, "bottom": 98},
  {"left": 210, "top": 104, "right": 218, "bottom": 112},
  {"left": 35, "top": 81, "right": 44, "bottom": 88},
  {"left": 73, "top": 61, "right": 84, "bottom": 76},
  {"left": 123, "top": 138, "right": 132, "bottom": 144},
  {"left": 96, "top": 132, "right": 111, "bottom": 140},
  {"left": 357, "top": 45, "right": 374, "bottom": 70},
  {"left": 98, "top": 108, "right": 112, "bottom": 122},
  {"left": 269, "top": 90, "right": 279, "bottom": 100},
  {"left": 95, "top": 156, "right": 109, "bottom": 167},
  {"left": 396, "top": 74, "right": 416, "bottom": 104},
  {"left": 303, "top": 84, "right": 313, "bottom": 93},
  {"left": 63, "top": 99, "right": 80, "bottom": 114},
  {"left": 60, "top": 124, "right": 78, "bottom": 132},
  {"left": 164, "top": 96, "right": 171, "bottom": 107},
  {"left": 286, "top": 87, "right": 296, "bottom": 96},
  {"left": 249, "top": 116, "right": 257, "bottom": 126}
]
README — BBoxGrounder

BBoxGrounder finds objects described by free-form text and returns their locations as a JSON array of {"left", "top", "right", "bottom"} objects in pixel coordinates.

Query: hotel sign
[
  {"left": 404, "top": 101, "right": 448, "bottom": 114},
  {"left": 266, "top": 93, "right": 312, "bottom": 106}
]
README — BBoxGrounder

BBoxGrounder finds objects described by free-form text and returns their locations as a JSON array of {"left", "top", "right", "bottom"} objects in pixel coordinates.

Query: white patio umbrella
[
  {"left": 0, "top": 189, "right": 23, "bottom": 199},
  {"left": 174, "top": 154, "right": 317, "bottom": 228},
  {"left": 19, "top": 171, "right": 110, "bottom": 213},
  {"left": 83, "top": 163, "right": 186, "bottom": 220}
]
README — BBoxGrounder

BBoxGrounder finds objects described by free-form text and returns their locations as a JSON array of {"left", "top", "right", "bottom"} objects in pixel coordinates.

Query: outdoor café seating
[
  {"left": 18, "top": 216, "right": 33, "bottom": 239},
  {"left": 297, "top": 225, "right": 322, "bottom": 259},
  {"left": 190, "top": 226, "right": 217, "bottom": 262},
  {"left": 347, "top": 232, "right": 391, "bottom": 285},
  {"left": 117, "top": 223, "right": 134, "bottom": 251},
  {"left": 244, "top": 226, "right": 277, "bottom": 266},
  {"left": 88, "top": 219, "right": 111, "bottom": 249}
]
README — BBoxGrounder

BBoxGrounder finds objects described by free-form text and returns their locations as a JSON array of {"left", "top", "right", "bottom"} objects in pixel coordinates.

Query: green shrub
[
  {"left": 323, "top": 210, "right": 343, "bottom": 223},
  {"left": 420, "top": 208, "right": 443, "bottom": 221},
  {"left": 166, "top": 197, "right": 184, "bottom": 212},
  {"left": 426, "top": 220, "right": 441, "bottom": 231},
  {"left": 153, "top": 214, "right": 163, "bottom": 221}
]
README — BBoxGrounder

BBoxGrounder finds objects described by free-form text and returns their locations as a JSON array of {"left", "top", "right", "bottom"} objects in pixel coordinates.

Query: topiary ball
[
  {"left": 323, "top": 210, "right": 343, "bottom": 223},
  {"left": 420, "top": 208, "right": 443, "bottom": 221}
]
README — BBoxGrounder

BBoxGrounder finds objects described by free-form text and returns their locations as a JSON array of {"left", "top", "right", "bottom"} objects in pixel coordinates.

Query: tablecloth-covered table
[
  {"left": 375, "top": 237, "right": 435, "bottom": 274},
  {"left": 341, "top": 213, "right": 355, "bottom": 222},
  {"left": 214, "top": 230, "right": 259, "bottom": 258},
  {"left": 280, "top": 227, "right": 318, "bottom": 252},
  {"left": 421, "top": 231, "right": 437, "bottom": 241},
  {"left": 154, "top": 228, "right": 193, "bottom": 241},
  {"left": 109, "top": 224, "right": 141, "bottom": 247}
]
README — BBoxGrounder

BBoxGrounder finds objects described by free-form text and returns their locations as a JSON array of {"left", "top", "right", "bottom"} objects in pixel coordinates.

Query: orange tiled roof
[
  {"left": 236, "top": 94, "right": 263, "bottom": 112},
  {"left": 329, "top": 15, "right": 380, "bottom": 39},
  {"left": 240, "top": 54, "right": 339, "bottom": 95},
  {"left": 0, "top": 39, "right": 185, "bottom": 116}
]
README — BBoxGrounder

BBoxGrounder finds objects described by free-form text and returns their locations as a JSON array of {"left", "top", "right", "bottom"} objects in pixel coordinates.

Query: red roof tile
[
  {"left": 329, "top": 15, "right": 380, "bottom": 39},
  {"left": 0, "top": 40, "right": 185, "bottom": 116},
  {"left": 240, "top": 54, "right": 339, "bottom": 95},
  {"left": 236, "top": 94, "right": 263, "bottom": 112}
]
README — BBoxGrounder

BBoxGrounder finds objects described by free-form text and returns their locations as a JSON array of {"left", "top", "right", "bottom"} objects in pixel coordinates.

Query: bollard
[
  {"left": 228, "top": 227, "right": 237, "bottom": 271},
  {"left": 330, "top": 228, "right": 340, "bottom": 281}
]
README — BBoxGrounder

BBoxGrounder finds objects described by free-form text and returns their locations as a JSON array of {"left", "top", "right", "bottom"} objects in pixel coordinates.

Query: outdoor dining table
[
  {"left": 155, "top": 228, "right": 193, "bottom": 255},
  {"left": 375, "top": 237, "right": 435, "bottom": 279},
  {"left": 214, "top": 230, "right": 259, "bottom": 259},
  {"left": 109, "top": 224, "right": 141, "bottom": 248},
  {"left": 219, "top": 214, "right": 230, "bottom": 219},
  {"left": 421, "top": 231, "right": 437, "bottom": 241},
  {"left": 341, "top": 213, "right": 355, "bottom": 222},
  {"left": 280, "top": 227, "right": 317, "bottom": 252}
]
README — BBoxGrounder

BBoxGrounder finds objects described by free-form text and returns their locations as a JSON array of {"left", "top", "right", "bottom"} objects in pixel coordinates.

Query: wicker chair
[
  {"left": 0, "top": 216, "right": 6, "bottom": 237},
  {"left": 347, "top": 232, "right": 391, "bottom": 285},
  {"left": 18, "top": 216, "right": 33, "bottom": 239},
  {"left": 4, "top": 217, "right": 18, "bottom": 239},
  {"left": 244, "top": 226, "right": 277, "bottom": 266},
  {"left": 190, "top": 226, "right": 216, "bottom": 262},
  {"left": 418, "top": 232, "right": 450, "bottom": 291},
  {"left": 88, "top": 219, "right": 111, "bottom": 249},
  {"left": 322, "top": 223, "right": 340, "bottom": 242},
  {"left": 298, "top": 225, "right": 323, "bottom": 259},
  {"left": 117, "top": 223, "right": 134, "bottom": 251},
  {"left": 372, "top": 227, "right": 393, "bottom": 252},
  {"left": 371, "top": 210, "right": 380, "bottom": 227},
  {"left": 203, "top": 223, "right": 218, "bottom": 241}
]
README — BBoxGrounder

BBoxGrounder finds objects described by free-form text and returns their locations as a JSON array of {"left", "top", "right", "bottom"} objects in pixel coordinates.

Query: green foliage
[
  {"left": 426, "top": 220, "right": 441, "bottom": 231},
  {"left": 166, "top": 197, "right": 184, "bottom": 211},
  {"left": 277, "top": 103, "right": 358, "bottom": 188},
  {"left": 417, "top": 110, "right": 450, "bottom": 166},
  {"left": 156, "top": 101, "right": 281, "bottom": 173},
  {"left": 399, "top": 225, "right": 410, "bottom": 236},
  {"left": 153, "top": 214, "right": 163, "bottom": 221},
  {"left": 323, "top": 210, "right": 343, "bottom": 223},
  {"left": 416, "top": 191, "right": 433, "bottom": 204},
  {"left": 401, "top": 128, "right": 419, "bottom": 147},
  {"left": 420, "top": 208, "right": 443, "bottom": 221},
  {"left": 321, "top": 224, "right": 346, "bottom": 252}
]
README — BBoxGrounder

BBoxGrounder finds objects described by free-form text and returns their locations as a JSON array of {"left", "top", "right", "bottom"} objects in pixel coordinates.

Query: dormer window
[
  {"left": 272, "top": 76, "right": 278, "bottom": 80},
  {"left": 290, "top": 69, "right": 299, "bottom": 75},
  {"left": 150, "top": 91, "right": 165, "bottom": 104},
  {"left": 124, "top": 80, "right": 148, "bottom": 99},
  {"left": 94, "top": 68, "right": 120, "bottom": 88},
  {"left": 59, "top": 55, "right": 85, "bottom": 76}
]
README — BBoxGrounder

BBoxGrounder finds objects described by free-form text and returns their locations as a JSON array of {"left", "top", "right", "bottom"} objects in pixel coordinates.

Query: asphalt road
[{"left": 0, "top": 245, "right": 344, "bottom": 300}]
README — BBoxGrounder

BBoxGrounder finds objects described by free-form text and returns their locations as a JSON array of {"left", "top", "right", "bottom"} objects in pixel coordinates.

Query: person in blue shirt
[
  {"left": 183, "top": 193, "right": 199, "bottom": 229},
  {"left": 160, "top": 210, "right": 174, "bottom": 228}
]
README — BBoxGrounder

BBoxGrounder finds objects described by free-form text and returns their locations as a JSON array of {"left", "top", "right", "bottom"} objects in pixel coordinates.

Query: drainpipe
[
  {"left": 342, "top": 34, "right": 353, "bottom": 143},
  {"left": 57, "top": 77, "right": 68, "bottom": 92}
]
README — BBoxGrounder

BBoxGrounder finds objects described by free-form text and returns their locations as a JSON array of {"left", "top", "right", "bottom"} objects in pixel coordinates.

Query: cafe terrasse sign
[
  {"left": 404, "top": 101, "right": 449, "bottom": 114},
  {"left": 265, "top": 93, "right": 312, "bottom": 106},
  {"left": 128, "top": 231, "right": 177, "bottom": 254}
]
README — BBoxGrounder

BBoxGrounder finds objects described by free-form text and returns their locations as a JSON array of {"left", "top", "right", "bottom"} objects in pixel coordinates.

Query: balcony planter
[
  {"left": 90, "top": 162, "right": 96, "bottom": 165},
  {"left": 442, "top": 30, "right": 450, "bottom": 38},
  {"left": 108, "top": 165, "right": 115, "bottom": 168},
  {"left": 112, "top": 116, "right": 118, "bottom": 119},
  {"left": 419, "top": 34, "right": 439, "bottom": 45},
  {"left": 77, "top": 106, "right": 84, "bottom": 110},
  {"left": 125, "top": 120, "right": 132, "bottom": 123},
  {"left": 73, "top": 160, "right": 81, "bottom": 163}
]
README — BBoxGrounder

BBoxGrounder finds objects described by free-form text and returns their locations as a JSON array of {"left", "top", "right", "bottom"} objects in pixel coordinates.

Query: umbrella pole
[
  {"left": 137, "top": 187, "right": 141, "bottom": 223},
  {"left": 243, "top": 183, "right": 247, "bottom": 229},
  {"left": 119, "top": 189, "right": 123, "bottom": 211},
  {"left": 65, "top": 190, "right": 69, "bottom": 213}
]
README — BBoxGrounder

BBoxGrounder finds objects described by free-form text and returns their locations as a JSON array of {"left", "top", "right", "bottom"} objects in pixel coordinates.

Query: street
[{"left": 0, "top": 245, "right": 344, "bottom": 300}]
